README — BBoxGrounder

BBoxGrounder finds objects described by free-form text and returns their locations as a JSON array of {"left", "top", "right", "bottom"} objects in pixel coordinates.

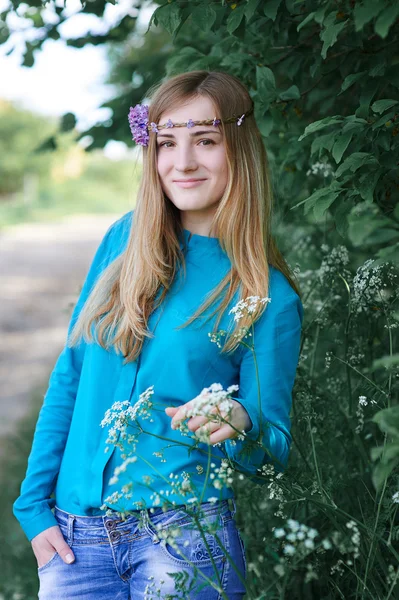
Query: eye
[{"left": 157, "top": 139, "right": 216, "bottom": 148}]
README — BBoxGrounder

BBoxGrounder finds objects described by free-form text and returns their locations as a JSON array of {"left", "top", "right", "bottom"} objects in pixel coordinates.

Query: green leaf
[
  {"left": 341, "top": 71, "right": 367, "bottom": 92},
  {"left": 256, "top": 66, "right": 277, "bottom": 108},
  {"left": 60, "top": 112, "right": 77, "bottom": 132},
  {"left": 310, "top": 132, "right": 336, "bottom": 157},
  {"left": 155, "top": 3, "right": 183, "bottom": 37},
  {"left": 226, "top": 4, "right": 246, "bottom": 34},
  {"left": 371, "top": 99, "right": 399, "bottom": 114},
  {"left": 372, "top": 406, "right": 399, "bottom": 438},
  {"left": 257, "top": 113, "right": 274, "bottom": 137},
  {"left": 348, "top": 216, "right": 389, "bottom": 246},
  {"left": 297, "top": 116, "right": 343, "bottom": 142},
  {"left": 377, "top": 242, "right": 399, "bottom": 265},
  {"left": 331, "top": 199, "right": 351, "bottom": 238},
  {"left": 263, "top": 0, "right": 282, "bottom": 21},
  {"left": 320, "top": 12, "right": 347, "bottom": 59},
  {"left": 370, "top": 446, "right": 384, "bottom": 462},
  {"left": 313, "top": 191, "right": 340, "bottom": 221},
  {"left": 356, "top": 169, "right": 383, "bottom": 203},
  {"left": 245, "top": 0, "right": 262, "bottom": 21},
  {"left": 372, "top": 354, "right": 399, "bottom": 371},
  {"left": 372, "top": 457, "right": 399, "bottom": 492},
  {"left": 191, "top": 5, "right": 217, "bottom": 32},
  {"left": 279, "top": 85, "right": 300, "bottom": 101},
  {"left": 371, "top": 109, "right": 397, "bottom": 130},
  {"left": 332, "top": 131, "right": 354, "bottom": 164},
  {"left": 297, "top": 11, "right": 315, "bottom": 32},
  {"left": 335, "top": 152, "right": 378, "bottom": 178},
  {"left": 367, "top": 228, "right": 399, "bottom": 246},
  {"left": 291, "top": 186, "right": 334, "bottom": 213},
  {"left": 353, "top": 0, "right": 383, "bottom": 31},
  {"left": 374, "top": 4, "right": 399, "bottom": 39}
]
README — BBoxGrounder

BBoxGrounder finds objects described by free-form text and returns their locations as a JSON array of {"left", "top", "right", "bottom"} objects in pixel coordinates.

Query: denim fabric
[{"left": 38, "top": 498, "right": 247, "bottom": 599}]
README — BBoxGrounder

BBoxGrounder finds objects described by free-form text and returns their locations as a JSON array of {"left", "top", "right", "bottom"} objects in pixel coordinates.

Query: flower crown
[{"left": 128, "top": 102, "right": 254, "bottom": 147}]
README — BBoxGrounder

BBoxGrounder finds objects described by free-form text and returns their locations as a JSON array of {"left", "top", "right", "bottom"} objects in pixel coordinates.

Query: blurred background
[{"left": 1, "top": 1, "right": 398, "bottom": 599}]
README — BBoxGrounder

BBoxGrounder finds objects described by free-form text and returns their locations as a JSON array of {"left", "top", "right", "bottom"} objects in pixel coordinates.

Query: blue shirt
[{"left": 13, "top": 210, "right": 303, "bottom": 542}]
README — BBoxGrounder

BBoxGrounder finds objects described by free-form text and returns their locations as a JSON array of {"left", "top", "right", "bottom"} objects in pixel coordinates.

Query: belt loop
[{"left": 67, "top": 514, "right": 75, "bottom": 545}]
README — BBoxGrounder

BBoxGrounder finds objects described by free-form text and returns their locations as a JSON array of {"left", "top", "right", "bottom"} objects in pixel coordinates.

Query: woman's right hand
[{"left": 31, "top": 525, "right": 75, "bottom": 568}]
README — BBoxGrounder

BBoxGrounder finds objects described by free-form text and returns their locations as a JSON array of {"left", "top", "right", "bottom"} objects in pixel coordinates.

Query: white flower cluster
[
  {"left": 108, "top": 456, "right": 138, "bottom": 485},
  {"left": 257, "top": 463, "right": 287, "bottom": 518},
  {"left": 273, "top": 519, "right": 323, "bottom": 557},
  {"left": 392, "top": 491, "right": 399, "bottom": 504},
  {"left": 386, "top": 564, "right": 399, "bottom": 587},
  {"left": 147, "top": 471, "right": 196, "bottom": 507},
  {"left": 180, "top": 383, "right": 239, "bottom": 425},
  {"left": 100, "top": 386, "right": 154, "bottom": 451},
  {"left": 144, "top": 574, "right": 167, "bottom": 600},
  {"left": 229, "top": 295, "right": 271, "bottom": 323},
  {"left": 352, "top": 259, "right": 398, "bottom": 315},
  {"left": 355, "top": 395, "right": 377, "bottom": 434},
  {"left": 210, "top": 458, "right": 234, "bottom": 490},
  {"left": 306, "top": 161, "right": 334, "bottom": 178},
  {"left": 329, "top": 520, "right": 361, "bottom": 574},
  {"left": 318, "top": 245, "right": 350, "bottom": 285}
]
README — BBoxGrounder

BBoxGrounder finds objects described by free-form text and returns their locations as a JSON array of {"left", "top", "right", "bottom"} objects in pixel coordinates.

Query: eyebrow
[{"left": 156, "top": 129, "right": 222, "bottom": 139}]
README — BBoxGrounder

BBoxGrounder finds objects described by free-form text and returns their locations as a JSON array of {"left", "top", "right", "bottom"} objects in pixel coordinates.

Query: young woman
[{"left": 13, "top": 70, "right": 303, "bottom": 599}]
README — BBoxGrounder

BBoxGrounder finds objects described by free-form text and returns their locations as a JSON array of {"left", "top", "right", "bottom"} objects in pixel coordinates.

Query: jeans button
[
  {"left": 105, "top": 519, "right": 116, "bottom": 530},
  {"left": 110, "top": 530, "right": 121, "bottom": 541}
]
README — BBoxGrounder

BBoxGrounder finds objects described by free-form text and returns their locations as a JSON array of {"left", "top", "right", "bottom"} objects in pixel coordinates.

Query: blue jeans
[{"left": 38, "top": 498, "right": 247, "bottom": 599}]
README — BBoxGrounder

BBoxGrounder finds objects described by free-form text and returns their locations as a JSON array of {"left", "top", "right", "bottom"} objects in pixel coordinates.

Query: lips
[{"left": 173, "top": 179, "right": 207, "bottom": 189}]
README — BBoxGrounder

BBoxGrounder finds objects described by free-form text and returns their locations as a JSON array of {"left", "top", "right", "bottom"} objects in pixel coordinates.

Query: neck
[{"left": 180, "top": 210, "right": 217, "bottom": 237}]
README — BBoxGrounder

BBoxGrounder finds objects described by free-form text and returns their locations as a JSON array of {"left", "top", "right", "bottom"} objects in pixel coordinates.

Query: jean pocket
[
  {"left": 145, "top": 508, "right": 227, "bottom": 567},
  {"left": 37, "top": 551, "right": 60, "bottom": 573}
]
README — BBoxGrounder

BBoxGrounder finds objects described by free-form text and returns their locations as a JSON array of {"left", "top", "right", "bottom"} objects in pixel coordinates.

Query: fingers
[
  {"left": 32, "top": 525, "right": 75, "bottom": 566},
  {"left": 194, "top": 420, "right": 220, "bottom": 440},
  {"left": 208, "top": 424, "right": 237, "bottom": 445},
  {"left": 170, "top": 403, "right": 191, "bottom": 430},
  {"left": 186, "top": 408, "right": 220, "bottom": 433}
]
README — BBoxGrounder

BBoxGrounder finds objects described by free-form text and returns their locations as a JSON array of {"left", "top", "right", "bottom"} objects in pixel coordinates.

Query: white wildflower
[{"left": 229, "top": 295, "right": 271, "bottom": 323}]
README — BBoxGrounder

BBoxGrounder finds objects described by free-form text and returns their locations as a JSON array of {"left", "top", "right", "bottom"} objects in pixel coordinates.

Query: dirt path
[{"left": 0, "top": 214, "right": 122, "bottom": 452}]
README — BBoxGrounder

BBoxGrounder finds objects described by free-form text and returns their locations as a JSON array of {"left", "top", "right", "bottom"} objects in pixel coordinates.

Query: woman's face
[{"left": 156, "top": 96, "right": 228, "bottom": 234}]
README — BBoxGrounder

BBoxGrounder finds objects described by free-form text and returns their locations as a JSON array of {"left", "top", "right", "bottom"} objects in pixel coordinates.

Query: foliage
[{"left": 0, "top": 100, "right": 55, "bottom": 196}]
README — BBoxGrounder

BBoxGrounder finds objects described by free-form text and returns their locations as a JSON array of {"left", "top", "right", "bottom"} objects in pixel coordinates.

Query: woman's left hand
[{"left": 165, "top": 400, "right": 252, "bottom": 445}]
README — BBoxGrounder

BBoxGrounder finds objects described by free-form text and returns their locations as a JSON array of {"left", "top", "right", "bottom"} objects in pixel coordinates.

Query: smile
[{"left": 173, "top": 180, "right": 207, "bottom": 188}]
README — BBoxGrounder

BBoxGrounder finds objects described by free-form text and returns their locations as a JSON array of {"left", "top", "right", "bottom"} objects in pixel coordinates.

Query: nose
[{"left": 174, "top": 143, "right": 198, "bottom": 173}]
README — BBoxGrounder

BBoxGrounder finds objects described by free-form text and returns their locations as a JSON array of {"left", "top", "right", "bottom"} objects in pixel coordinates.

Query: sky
[{"left": 0, "top": 0, "right": 154, "bottom": 159}]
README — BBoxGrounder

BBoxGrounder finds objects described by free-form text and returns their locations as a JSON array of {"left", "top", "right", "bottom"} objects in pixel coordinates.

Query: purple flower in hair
[
  {"left": 186, "top": 119, "right": 195, "bottom": 128},
  {"left": 128, "top": 104, "right": 150, "bottom": 146},
  {"left": 150, "top": 122, "right": 159, "bottom": 133},
  {"left": 165, "top": 119, "right": 174, "bottom": 128},
  {"left": 212, "top": 118, "right": 221, "bottom": 126}
]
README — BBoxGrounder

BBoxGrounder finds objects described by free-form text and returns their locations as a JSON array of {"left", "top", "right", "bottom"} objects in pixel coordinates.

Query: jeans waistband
[{"left": 54, "top": 497, "right": 236, "bottom": 530}]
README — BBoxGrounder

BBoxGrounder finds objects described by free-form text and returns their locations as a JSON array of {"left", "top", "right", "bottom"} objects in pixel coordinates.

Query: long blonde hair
[{"left": 68, "top": 70, "right": 301, "bottom": 363}]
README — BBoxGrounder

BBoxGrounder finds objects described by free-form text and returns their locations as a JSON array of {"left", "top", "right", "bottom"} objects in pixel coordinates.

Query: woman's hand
[
  {"left": 31, "top": 525, "right": 75, "bottom": 568},
  {"left": 165, "top": 399, "right": 252, "bottom": 445}
]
